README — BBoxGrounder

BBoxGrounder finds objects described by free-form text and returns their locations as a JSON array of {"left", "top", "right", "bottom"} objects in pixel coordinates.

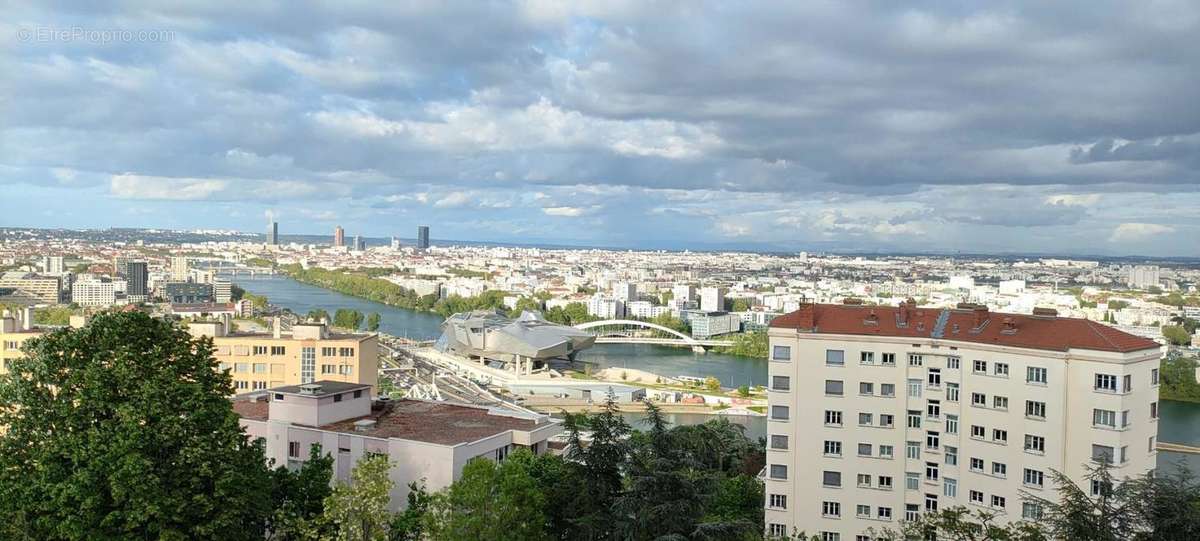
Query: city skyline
[{"left": 3, "top": 2, "right": 1199, "bottom": 256}]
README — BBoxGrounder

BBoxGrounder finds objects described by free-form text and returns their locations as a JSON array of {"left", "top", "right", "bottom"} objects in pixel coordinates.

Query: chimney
[
  {"left": 795, "top": 300, "right": 815, "bottom": 329},
  {"left": 897, "top": 299, "right": 916, "bottom": 327},
  {"left": 273, "top": 316, "right": 282, "bottom": 339}
]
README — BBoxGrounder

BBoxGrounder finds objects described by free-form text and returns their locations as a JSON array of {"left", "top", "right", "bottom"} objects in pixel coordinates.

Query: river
[{"left": 232, "top": 274, "right": 1200, "bottom": 454}]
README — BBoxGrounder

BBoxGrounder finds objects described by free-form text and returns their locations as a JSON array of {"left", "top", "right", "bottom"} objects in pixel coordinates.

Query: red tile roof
[{"left": 770, "top": 302, "right": 1159, "bottom": 354}]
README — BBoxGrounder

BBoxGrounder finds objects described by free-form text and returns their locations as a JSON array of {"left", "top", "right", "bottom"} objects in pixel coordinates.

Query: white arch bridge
[{"left": 572, "top": 319, "right": 733, "bottom": 353}]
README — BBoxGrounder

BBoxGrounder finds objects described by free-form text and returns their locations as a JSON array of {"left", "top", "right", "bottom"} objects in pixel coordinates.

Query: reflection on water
[{"left": 574, "top": 343, "right": 768, "bottom": 388}]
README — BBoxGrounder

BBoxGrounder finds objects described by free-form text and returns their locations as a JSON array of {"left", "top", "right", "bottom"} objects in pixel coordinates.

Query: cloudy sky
[{"left": 2, "top": 1, "right": 1198, "bottom": 255}]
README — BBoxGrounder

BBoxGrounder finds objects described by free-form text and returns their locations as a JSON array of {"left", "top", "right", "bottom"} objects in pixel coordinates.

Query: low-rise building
[
  {"left": 71, "top": 276, "right": 124, "bottom": 306},
  {"left": 689, "top": 311, "right": 742, "bottom": 338},
  {"left": 0, "top": 272, "right": 62, "bottom": 304},
  {"left": 436, "top": 310, "right": 595, "bottom": 376}
]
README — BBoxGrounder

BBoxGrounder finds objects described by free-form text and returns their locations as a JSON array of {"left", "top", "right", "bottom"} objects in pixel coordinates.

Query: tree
[
  {"left": 333, "top": 309, "right": 365, "bottom": 330},
  {"left": 245, "top": 292, "right": 270, "bottom": 309},
  {"left": 1026, "top": 462, "right": 1135, "bottom": 541},
  {"left": 1163, "top": 325, "right": 1192, "bottom": 346},
  {"left": 704, "top": 375, "right": 721, "bottom": 392},
  {"left": 306, "top": 309, "right": 330, "bottom": 323},
  {"left": 900, "top": 506, "right": 1046, "bottom": 540},
  {"left": 389, "top": 482, "right": 432, "bottom": 541},
  {"left": 367, "top": 312, "right": 382, "bottom": 332},
  {"left": 0, "top": 311, "right": 275, "bottom": 540},
  {"left": 1160, "top": 355, "right": 1200, "bottom": 402},
  {"left": 269, "top": 444, "right": 334, "bottom": 540},
  {"left": 562, "top": 394, "right": 632, "bottom": 539},
  {"left": 423, "top": 451, "right": 550, "bottom": 540},
  {"left": 321, "top": 454, "right": 394, "bottom": 541},
  {"left": 731, "top": 299, "right": 751, "bottom": 312}
]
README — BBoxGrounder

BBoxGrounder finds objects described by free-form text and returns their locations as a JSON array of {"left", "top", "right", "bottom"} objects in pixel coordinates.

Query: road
[{"left": 376, "top": 336, "right": 532, "bottom": 412}]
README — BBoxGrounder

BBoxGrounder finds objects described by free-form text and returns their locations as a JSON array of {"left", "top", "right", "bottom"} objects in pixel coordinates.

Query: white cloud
[
  {"left": 1045, "top": 193, "right": 1101, "bottom": 207},
  {"left": 542, "top": 206, "right": 588, "bottom": 217},
  {"left": 110, "top": 174, "right": 229, "bottom": 200},
  {"left": 1109, "top": 222, "right": 1176, "bottom": 243}
]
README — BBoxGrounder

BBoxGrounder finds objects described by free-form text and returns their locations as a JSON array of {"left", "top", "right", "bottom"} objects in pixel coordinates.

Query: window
[
  {"left": 333, "top": 393, "right": 343, "bottom": 403},
  {"left": 859, "top": 382, "right": 874, "bottom": 395},
  {"left": 300, "top": 347, "right": 315, "bottom": 384},
  {"left": 860, "top": 351, "right": 875, "bottom": 364},
  {"left": 926, "top": 431, "right": 940, "bottom": 450},
  {"left": 971, "top": 392, "right": 986, "bottom": 406},
  {"left": 907, "top": 410, "right": 922, "bottom": 428},
  {"left": 1092, "top": 445, "right": 1115, "bottom": 464},
  {"left": 880, "top": 414, "right": 895, "bottom": 428},
  {"left": 945, "top": 446, "right": 958, "bottom": 466},
  {"left": 353, "top": 390, "right": 363, "bottom": 398},
  {"left": 321, "top": 346, "right": 336, "bottom": 356},
  {"left": 770, "top": 435, "right": 789, "bottom": 450},
  {"left": 1152, "top": 401, "right": 1159, "bottom": 419},
  {"left": 925, "top": 493, "right": 939, "bottom": 512},
  {"left": 1092, "top": 479, "right": 1111, "bottom": 497},
  {"left": 321, "top": 364, "right": 336, "bottom": 374},
  {"left": 252, "top": 381, "right": 267, "bottom": 390},
  {"left": 253, "top": 345, "right": 268, "bottom": 355},
  {"left": 881, "top": 383, "right": 896, "bottom": 397},
  {"left": 1121, "top": 445, "right": 1129, "bottom": 464},
  {"left": 905, "top": 504, "right": 920, "bottom": 522},
  {"left": 906, "top": 441, "right": 921, "bottom": 459},
  {"left": 1024, "top": 468, "right": 1044, "bottom": 487},
  {"left": 994, "top": 362, "right": 1009, "bottom": 377},
  {"left": 944, "top": 478, "right": 957, "bottom": 497},
  {"left": 771, "top": 405, "right": 790, "bottom": 421},
  {"left": 970, "top": 458, "right": 984, "bottom": 472},
  {"left": 946, "top": 414, "right": 959, "bottom": 434},
  {"left": 878, "top": 475, "right": 893, "bottom": 489},
  {"left": 338, "top": 347, "right": 355, "bottom": 357},
  {"left": 288, "top": 441, "right": 301, "bottom": 458},
  {"left": 1025, "top": 434, "right": 1046, "bottom": 454},
  {"left": 928, "top": 368, "right": 941, "bottom": 387},
  {"left": 856, "top": 504, "right": 870, "bottom": 518},
  {"left": 1095, "top": 374, "right": 1118, "bottom": 392},
  {"left": 993, "top": 396, "right": 1008, "bottom": 410},
  {"left": 821, "top": 470, "right": 841, "bottom": 487},
  {"left": 1123, "top": 374, "right": 1132, "bottom": 393},
  {"left": 859, "top": 412, "right": 874, "bottom": 426},
  {"left": 821, "top": 533, "right": 839, "bottom": 541},
  {"left": 768, "top": 524, "right": 786, "bottom": 538},
  {"left": 273, "top": 393, "right": 284, "bottom": 400},
  {"left": 1093, "top": 409, "right": 1116, "bottom": 428},
  {"left": 769, "top": 494, "right": 787, "bottom": 509},
  {"left": 857, "top": 474, "right": 872, "bottom": 487},
  {"left": 946, "top": 382, "right": 959, "bottom": 402},
  {"left": 235, "top": 362, "right": 249, "bottom": 373},
  {"left": 991, "top": 495, "right": 1006, "bottom": 509},
  {"left": 908, "top": 379, "right": 922, "bottom": 398},
  {"left": 971, "top": 425, "right": 985, "bottom": 438},
  {"left": 973, "top": 360, "right": 987, "bottom": 373},
  {"left": 948, "top": 356, "right": 960, "bottom": 369},
  {"left": 769, "top": 464, "right": 788, "bottom": 479},
  {"left": 772, "top": 345, "right": 791, "bottom": 361},
  {"left": 824, "top": 410, "right": 842, "bottom": 426},
  {"left": 906, "top": 472, "right": 920, "bottom": 490},
  {"left": 824, "top": 440, "right": 842, "bottom": 456},
  {"left": 993, "top": 429, "right": 1008, "bottom": 444},
  {"left": 1121, "top": 410, "right": 1131, "bottom": 428},
  {"left": 772, "top": 375, "right": 790, "bottom": 391},
  {"left": 878, "top": 507, "right": 892, "bottom": 520},
  {"left": 1026, "top": 400, "right": 1046, "bottom": 419},
  {"left": 882, "top": 353, "right": 896, "bottom": 366},
  {"left": 926, "top": 462, "right": 940, "bottom": 481},
  {"left": 339, "top": 365, "right": 353, "bottom": 376},
  {"left": 879, "top": 445, "right": 894, "bottom": 458},
  {"left": 969, "top": 490, "right": 984, "bottom": 504},
  {"left": 909, "top": 354, "right": 923, "bottom": 366},
  {"left": 1027, "top": 366, "right": 1047, "bottom": 384},
  {"left": 270, "top": 345, "right": 286, "bottom": 355},
  {"left": 927, "top": 400, "right": 941, "bottom": 419},
  {"left": 1022, "top": 502, "right": 1043, "bottom": 520},
  {"left": 992, "top": 462, "right": 1007, "bottom": 477},
  {"left": 826, "top": 349, "right": 845, "bottom": 366},
  {"left": 253, "top": 363, "right": 267, "bottom": 373},
  {"left": 1152, "top": 368, "right": 1160, "bottom": 386},
  {"left": 825, "top": 379, "right": 844, "bottom": 396},
  {"left": 1149, "top": 435, "right": 1157, "bottom": 453}
]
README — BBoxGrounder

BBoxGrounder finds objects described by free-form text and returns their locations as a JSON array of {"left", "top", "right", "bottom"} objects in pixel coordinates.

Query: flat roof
[
  {"left": 320, "top": 399, "right": 545, "bottom": 445},
  {"left": 214, "top": 331, "right": 372, "bottom": 341},
  {"left": 770, "top": 303, "right": 1159, "bottom": 354},
  {"left": 272, "top": 381, "right": 372, "bottom": 396}
]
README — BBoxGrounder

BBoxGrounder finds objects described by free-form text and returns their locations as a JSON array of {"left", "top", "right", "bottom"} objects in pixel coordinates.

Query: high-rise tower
[
  {"left": 417, "top": 225, "right": 430, "bottom": 250},
  {"left": 334, "top": 226, "right": 345, "bottom": 247}
]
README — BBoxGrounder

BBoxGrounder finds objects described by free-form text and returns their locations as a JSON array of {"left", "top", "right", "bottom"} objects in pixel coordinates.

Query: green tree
[
  {"left": 269, "top": 444, "right": 334, "bottom": 540},
  {"left": 367, "top": 312, "right": 382, "bottom": 332},
  {"left": 245, "top": 292, "right": 270, "bottom": 309},
  {"left": 321, "top": 454, "right": 394, "bottom": 541},
  {"left": 1161, "top": 355, "right": 1200, "bottom": 402},
  {"left": 900, "top": 506, "right": 1045, "bottom": 540},
  {"left": 423, "top": 450, "right": 550, "bottom": 540},
  {"left": 704, "top": 375, "right": 721, "bottom": 392},
  {"left": 388, "top": 482, "right": 432, "bottom": 541},
  {"left": 731, "top": 299, "right": 751, "bottom": 312},
  {"left": 1026, "top": 462, "right": 1134, "bottom": 541},
  {"left": 333, "top": 309, "right": 365, "bottom": 330},
  {"left": 0, "top": 311, "right": 275, "bottom": 541},
  {"left": 562, "top": 394, "right": 632, "bottom": 539},
  {"left": 1163, "top": 325, "right": 1192, "bottom": 346},
  {"left": 306, "top": 309, "right": 330, "bottom": 323}
]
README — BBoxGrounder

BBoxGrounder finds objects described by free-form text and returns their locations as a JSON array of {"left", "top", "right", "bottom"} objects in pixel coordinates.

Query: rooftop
[
  {"left": 272, "top": 381, "right": 372, "bottom": 396},
  {"left": 320, "top": 399, "right": 544, "bottom": 445},
  {"left": 770, "top": 302, "right": 1159, "bottom": 354}
]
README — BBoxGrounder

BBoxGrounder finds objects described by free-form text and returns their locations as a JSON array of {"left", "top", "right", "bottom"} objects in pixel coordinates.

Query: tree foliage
[
  {"left": 333, "top": 308, "right": 365, "bottom": 330},
  {"left": 423, "top": 450, "right": 550, "bottom": 540},
  {"left": 366, "top": 312, "right": 382, "bottom": 332},
  {"left": 320, "top": 454, "right": 394, "bottom": 541},
  {"left": 1161, "top": 355, "right": 1200, "bottom": 402}
]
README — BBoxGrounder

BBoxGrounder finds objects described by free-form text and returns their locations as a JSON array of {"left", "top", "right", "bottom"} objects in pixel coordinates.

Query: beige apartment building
[
  {"left": 0, "top": 312, "right": 41, "bottom": 374},
  {"left": 765, "top": 301, "right": 1161, "bottom": 541},
  {"left": 189, "top": 321, "right": 379, "bottom": 393},
  {"left": 234, "top": 381, "right": 561, "bottom": 509},
  {"left": 0, "top": 272, "right": 62, "bottom": 304}
]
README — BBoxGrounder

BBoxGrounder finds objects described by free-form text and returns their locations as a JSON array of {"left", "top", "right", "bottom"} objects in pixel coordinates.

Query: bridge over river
[{"left": 573, "top": 319, "right": 733, "bottom": 353}]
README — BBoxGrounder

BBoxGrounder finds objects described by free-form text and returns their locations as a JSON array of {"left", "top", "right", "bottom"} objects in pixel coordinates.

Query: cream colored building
[
  {"left": 188, "top": 321, "right": 379, "bottom": 393},
  {"left": 0, "top": 272, "right": 62, "bottom": 304},
  {"left": 0, "top": 312, "right": 41, "bottom": 374},
  {"left": 765, "top": 301, "right": 1161, "bottom": 540}
]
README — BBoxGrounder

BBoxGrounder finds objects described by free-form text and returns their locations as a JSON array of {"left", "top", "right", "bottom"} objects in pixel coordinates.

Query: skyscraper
[
  {"left": 268, "top": 221, "right": 279, "bottom": 245},
  {"left": 353, "top": 235, "right": 365, "bottom": 251},
  {"left": 417, "top": 225, "right": 430, "bottom": 250},
  {"left": 124, "top": 261, "right": 148, "bottom": 297},
  {"left": 334, "top": 226, "right": 345, "bottom": 247},
  {"left": 170, "top": 256, "right": 190, "bottom": 282}
]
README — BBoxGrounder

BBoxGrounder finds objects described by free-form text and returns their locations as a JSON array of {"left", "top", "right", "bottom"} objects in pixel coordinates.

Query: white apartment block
[
  {"left": 587, "top": 294, "right": 624, "bottom": 319},
  {"left": 700, "top": 286, "right": 726, "bottom": 312},
  {"left": 765, "top": 301, "right": 1160, "bottom": 541},
  {"left": 71, "top": 277, "right": 125, "bottom": 306},
  {"left": 613, "top": 281, "right": 637, "bottom": 302},
  {"left": 673, "top": 284, "right": 696, "bottom": 303},
  {"left": 627, "top": 300, "right": 670, "bottom": 319}
]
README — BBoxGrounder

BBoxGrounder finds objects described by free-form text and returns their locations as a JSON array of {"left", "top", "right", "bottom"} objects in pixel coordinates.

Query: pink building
[{"left": 234, "top": 381, "right": 562, "bottom": 508}]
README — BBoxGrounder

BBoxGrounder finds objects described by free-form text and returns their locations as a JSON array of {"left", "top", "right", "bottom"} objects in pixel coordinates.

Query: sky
[{"left": 1, "top": 1, "right": 1198, "bottom": 255}]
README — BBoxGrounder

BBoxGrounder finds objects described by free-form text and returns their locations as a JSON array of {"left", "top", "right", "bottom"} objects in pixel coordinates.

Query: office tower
[
  {"left": 113, "top": 256, "right": 130, "bottom": 277},
  {"left": 334, "top": 226, "right": 345, "bottom": 247},
  {"left": 213, "top": 279, "right": 233, "bottom": 303},
  {"left": 124, "top": 261, "right": 149, "bottom": 297},
  {"left": 390, "top": 236, "right": 400, "bottom": 249},
  {"left": 353, "top": 235, "right": 365, "bottom": 251},
  {"left": 170, "top": 256, "right": 190, "bottom": 282},
  {"left": 268, "top": 221, "right": 279, "bottom": 245},
  {"left": 699, "top": 286, "right": 726, "bottom": 312},
  {"left": 0, "top": 273, "right": 62, "bottom": 304},
  {"left": 763, "top": 301, "right": 1160, "bottom": 540},
  {"left": 417, "top": 225, "right": 430, "bottom": 250}
]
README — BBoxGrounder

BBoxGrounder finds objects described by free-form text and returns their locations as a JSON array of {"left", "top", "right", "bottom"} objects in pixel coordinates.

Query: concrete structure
[
  {"left": 998, "top": 280, "right": 1026, "bottom": 296},
  {"left": 508, "top": 381, "right": 647, "bottom": 402},
  {"left": 673, "top": 284, "right": 696, "bottom": 303},
  {"left": 764, "top": 301, "right": 1161, "bottom": 540},
  {"left": 71, "top": 276, "right": 123, "bottom": 306},
  {"left": 334, "top": 225, "right": 345, "bottom": 248},
  {"left": 162, "top": 281, "right": 213, "bottom": 304},
  {"left": 41, "top": 256, "right": 64, "bottom": 275},
  {"left": 700, "top": 286, "right": 726, "bottom": 312},
  {"left": 190, "top": 320, "right": 379, "bottom": 393},
  {"left": 268, "top": 221, "right": 279, "bottom": 245},
  {"left": 0, "top": 272, "right": 62, "bottom": 304},
  {"left": 1127, "top": 265, "right": 1161, "bottom": 290},
  {"left": 234, "top": 382, "right": 561, "bottom": 510},
  {"left": 0, "top": 310, "right": 39, "bottom": 374},
  {"left": 170, "top": 256, "right": 190, "bottom": 281},
  {"left": 689, "top": 311, "right": 741, "bottom": 339},
  {"left": 417, "top": 225, "right": 430, "bottom": 250},
  {"left": 213, "top": 279, "right": 233, "bottom": 303},
  {"left": 613, "top": 281, "right": 637, "bottom": 303},
  {"left": 587, "top": 294, "right": 624, "bottom": 319},
  {"left": 124, "top": 261, "right": 149, "bottom": 298},
  {"left": 436, "top": 310, "right": 595, "bottom": 376},
  {"left": 353, "top": 235, "right": 365, "bottom": 252}
]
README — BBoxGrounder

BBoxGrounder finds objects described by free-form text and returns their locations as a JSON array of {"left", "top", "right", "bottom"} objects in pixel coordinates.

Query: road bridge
[{"left": 573, "top": 319, "right": 733, "bottom": 353}]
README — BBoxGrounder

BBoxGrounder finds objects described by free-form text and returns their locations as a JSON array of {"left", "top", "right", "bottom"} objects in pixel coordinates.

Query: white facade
[
  {"left": 587, "top": 294, "right": 624, "bottom": 319},
  {"left": 613, "top": 281, "right": 637, "bottom": 303},
  {"left": 627, "top": 300, "right": 670, "bottom": 319},
  {"left": 1127, "top": 266, "right": 1161, "bottom": 290},
  {"left": 998, "top": 279, "right": 1026, "bottom": 296},
  {"left": 71, "top": 277, "right": 124, "bottom": 306},
  {"left": 948, "top": 275, "right": 975, "bottom": 290},
  {"left": 170, "top": 256, "right": 190, "bottom": 281},
  {"left": 700, "top": 287, "right": 726, "bottom": 312},
  {"left": 213, "top": 279, "right": 233, "bottom": 303},
  {"left": 42, "top": 256, "right": 64, "bottom": 275},
  {"left": 764, "top": 311, "right": 1160, "bottom": 540},
  {"left": 673, "top": 284, "right": 696, "bottom": 303}
]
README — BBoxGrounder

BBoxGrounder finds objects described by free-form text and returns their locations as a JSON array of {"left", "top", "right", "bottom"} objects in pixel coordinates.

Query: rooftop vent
[
  {"left": 299, "top": 383, "right": 322, "bottom": 395},
  {"left": 1032, "top": 307, "right": 1058, "bottom": 318},
  {"left": 353, "top": 419, "right": 376, "bottom": 432}
]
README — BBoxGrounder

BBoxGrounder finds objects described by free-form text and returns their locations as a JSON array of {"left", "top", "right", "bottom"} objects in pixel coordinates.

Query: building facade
[
  {"left": 0, "top": 272, "right": 62, "bottom": 304},
  {"left": 162, "top": 281, "right": 213, "bottom": 303},
  {"left": 764, "top": 301, "right": 1161, "bottom": 540},
  {"left": 417, "top": 225, "right": 430, "bottom": 250},
  {"left": 334, "top": 226, "right": 345, "bottom": 247},
  {"left": 700, "top": 286, "right": 726, "bottom": 312},
  {"left": 71, "top": 277, "right": 123, "bottom": 306},
  {"left": 268, "top": 221, "right": 279, "bottom": 245},
  {"left": 690, "top": 311, "right": 741, "bottom": 338}
]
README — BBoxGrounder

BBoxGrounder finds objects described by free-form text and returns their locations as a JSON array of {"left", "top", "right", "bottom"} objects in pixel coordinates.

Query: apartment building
[
  {"left": 765, "top": 301, "right": 1161, "bottom": 541},
  {"left": 189, "top": 321, "right": 378, "bottom": 393},
  {"left": 234, "top": 380, "right": 560, "bottom": 509},
  {"left": 0, "top": 311, "right": 40, "bottom": 374},
  {"left": 0, "top": 272, "right": 62, "bottom": 304}
]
